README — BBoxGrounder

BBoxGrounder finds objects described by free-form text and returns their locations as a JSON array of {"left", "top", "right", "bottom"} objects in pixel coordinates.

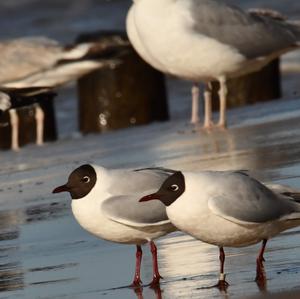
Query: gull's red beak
[
  {"left": 52, "top": 184, "right": 69, "bottom": 194},
  {"left": 139, "top": 193, "right": 160, "bottom": 202}
]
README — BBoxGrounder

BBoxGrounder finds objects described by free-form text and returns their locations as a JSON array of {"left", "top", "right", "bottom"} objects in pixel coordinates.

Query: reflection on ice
[
  {"left": 1, "top": 112, "right": 300, "bottom": 298},
  {"left": 158, "top": 233, "right": 218, "bottom": 279},
  {"left": 0, "top": 199, "right": 71, "bottom": 297},
  {"left": 0, "top": 262, "right": 23, "bottom": 292}
]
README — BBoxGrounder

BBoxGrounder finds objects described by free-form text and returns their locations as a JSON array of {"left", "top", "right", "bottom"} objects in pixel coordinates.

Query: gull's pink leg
[
  {"left": 203, "top": 82, "right": 213, "bottom": 129},
  {"left": 35, "top": 104, "right": 44, "bottom": 146},
  {"left": 190, "top": 83, "right": 200, "bottom": 124},
  {"left": 9, "top": 109, "right": 20, "bottom": 151},
  {"left": 131, "top": 245, "right": 143, "bottom": 287},
  {"left": 217, "top": 77, "right": 228, "bottom": 129},
  {"left": 149, "top": 241, "right": 163, "bottom": 287}
]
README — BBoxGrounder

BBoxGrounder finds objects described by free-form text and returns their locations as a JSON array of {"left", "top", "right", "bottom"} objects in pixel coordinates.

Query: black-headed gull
[
  {"left": 140, "top": 170, "right": 300, "bottom": 289},
  {"left": 127, "top": 0, "right": 300, "bottom": 127},
  {"left": 52, "top": 164, "right": 176, "bottom": 287}
]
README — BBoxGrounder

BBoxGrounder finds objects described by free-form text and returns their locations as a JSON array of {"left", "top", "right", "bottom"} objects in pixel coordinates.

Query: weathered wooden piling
[
  {"left": 211, "top": 59, "right": 281, "bottom": 110},
  {"left": 77, "top": 31, "right": 168, "bottom": 134}
]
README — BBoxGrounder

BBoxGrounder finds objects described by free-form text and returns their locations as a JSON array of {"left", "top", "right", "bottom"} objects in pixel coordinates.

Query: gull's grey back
[
  {"left": 190, "top": 0, "right": 299, "bottom": 59},
  {"left": 203, "top": 171, "right": 300, "bottom": 223}
]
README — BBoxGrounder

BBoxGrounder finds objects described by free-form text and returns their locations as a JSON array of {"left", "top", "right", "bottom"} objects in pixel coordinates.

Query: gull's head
[
  {"left": 53, "top": 164, "right": 97, "bottom": 199},
  {"left": 139, "top": 171, "right": 185, "bottom": 206}
]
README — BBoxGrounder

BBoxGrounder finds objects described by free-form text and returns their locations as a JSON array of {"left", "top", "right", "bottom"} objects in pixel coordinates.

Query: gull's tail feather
[
  {"left": 289, "top": 21, "right": 300, "bottom": 43},
  {"left": 248, "top": 8, "right": 300, "bottom": 43},
  {"left": 63, "top": 32, "right": 130, "bottom": 62},
  {"left": 61, "top": 43, "right": 95, "bottom": 60},
  {"left": 248, "top": 8, "right": 287, "bottom": 21},
  {"left": 283, "top": 192, "right": 300, "bottom": 203}
]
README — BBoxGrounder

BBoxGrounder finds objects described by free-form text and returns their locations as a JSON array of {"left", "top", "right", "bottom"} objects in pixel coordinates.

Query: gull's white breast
[
  {"left": 132, "top": 0, "right": 246, "bottom": 81},
  {"left": 126, "top": 5, "right": 166, "bottom": 73}
]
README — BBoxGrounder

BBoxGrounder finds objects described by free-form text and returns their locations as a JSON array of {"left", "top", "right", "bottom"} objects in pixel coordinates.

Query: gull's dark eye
[
  {"left": 169, "top": 184, "right": 179, "bottom": 192},
  {"left": 82, "top": 176, "right": 90, "bottom": 183}
]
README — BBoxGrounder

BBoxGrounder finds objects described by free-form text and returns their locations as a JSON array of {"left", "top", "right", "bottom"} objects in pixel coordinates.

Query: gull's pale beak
[
  {"left": 52, "top": 184, "right": 69, "bottom": 194},
  {"left": 139, "top": 193, "right": 160, "bottom": 202}
]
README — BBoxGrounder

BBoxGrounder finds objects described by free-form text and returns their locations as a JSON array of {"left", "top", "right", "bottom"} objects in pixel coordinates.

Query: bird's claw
[
  {"left": 149, "top": 274, "right": 163, "bottom": 288},
  {"left": 130, "top": 279, "right": 143, "bottom": 289},
  {"left": 214, "top": 279, "right": 229, "bottom": 291}
]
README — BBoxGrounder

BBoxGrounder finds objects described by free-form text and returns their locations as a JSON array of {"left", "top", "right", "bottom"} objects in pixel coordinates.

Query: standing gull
[
  {"left": 53, "top": 164, "right": 176, "bottom": 287},
  {"left": 140, "top": 170, "right": 300, "bottom": 289},
  {"left": 127, "top": 0, "right": 300, "bottom": 128},
  {"left": 0, "top": 36, "right": 126, "bottom": 150}
]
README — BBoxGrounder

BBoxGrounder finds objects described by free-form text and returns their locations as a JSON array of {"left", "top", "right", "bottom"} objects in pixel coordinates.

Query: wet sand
[{"left": 1, "top": 97, "right": 300, "bottom": 298}]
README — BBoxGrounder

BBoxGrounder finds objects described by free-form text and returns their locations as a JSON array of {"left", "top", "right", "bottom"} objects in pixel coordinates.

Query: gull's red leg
[
  {"left": 131, "top": 245, "right": 143, "bottom": 287},
  {"left": 256, "top": 239, "right": 268, "bottom": 282},
  {"left": 149, "top": 241, "right": 163, "bottom": 287},
  {"left": 133, "top": 287, "right": 144, "bottom": 299},
  {"left": 215, "top": 247, "right": 229, "bottom": 291},
  {"left": 152, "top": 284, "right": 163, "bottom": 299}
]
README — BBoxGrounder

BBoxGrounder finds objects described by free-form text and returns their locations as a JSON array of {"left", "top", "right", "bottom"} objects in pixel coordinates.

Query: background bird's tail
[
  {"left": 289, "top": 21, "right": 300, "bottom": 43},
  {"left": 282, "top": 192, "right": 300, "bottom": 203},
  {"left": 248, "top": 8, "right": 300, "bottom": 43}
]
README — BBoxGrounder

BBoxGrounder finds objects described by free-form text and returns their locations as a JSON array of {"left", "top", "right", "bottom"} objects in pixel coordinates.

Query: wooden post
[{"left": 77, "top": 32, "right": 168, "bottom": 134}]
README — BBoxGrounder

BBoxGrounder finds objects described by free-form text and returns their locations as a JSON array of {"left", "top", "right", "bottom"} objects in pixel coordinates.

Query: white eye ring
[
  {"left": 170, "top": 184, "right": 179, "bottom": 191},
  {"left": 83, "top": 176, "right": 90, "bottom": 183}
]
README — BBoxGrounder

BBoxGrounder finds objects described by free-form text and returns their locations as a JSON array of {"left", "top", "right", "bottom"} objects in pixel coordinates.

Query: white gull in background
[
  {"left": 140, "top": 170, "right": 300, "bottom": 289},
  {"left": 0, "top": 36, "right": 124, "bottom": 150},
  {"left": 52, "top": 164, "right": 176, "bottom": 287},
  {"left": 127, "top": 0, "right": 300, "bottom": 128}
]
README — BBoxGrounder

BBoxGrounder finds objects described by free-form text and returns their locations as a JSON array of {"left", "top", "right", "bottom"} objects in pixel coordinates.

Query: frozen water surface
[{"left": 1, "top": 98, "right": 300, "bottom": 299}]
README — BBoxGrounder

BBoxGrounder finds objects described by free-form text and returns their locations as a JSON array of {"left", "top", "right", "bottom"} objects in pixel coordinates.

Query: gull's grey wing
[
  {"left": 190, "top": 0, "right": 300, "bottom": 59},
  {"left": 208, "top": 172, "right": 300, "bottom": 224},
  {"left": 0, "top": 37, "right": 61, "bottom": 83},
  {"left": 101, "top": 194, "right": 171, "bottom": 228}
]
